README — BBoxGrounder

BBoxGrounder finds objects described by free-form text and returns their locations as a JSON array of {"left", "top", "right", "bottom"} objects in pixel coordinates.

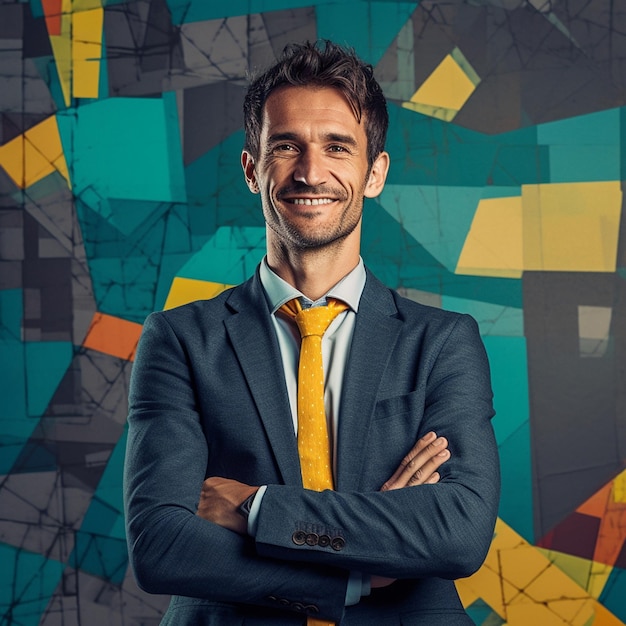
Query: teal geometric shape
[
  {"left": 87, "top": 255, "right": 159, "bottom": 323},
  {"left": 89, "top": 426, "right": 127, "bottom": 540},
  {"left": 0, "top": 290, "right": 33, "bottom": 474},
  {"left": 98, "top": 198, "right": 166, "bottom": 238},
  {"left": 70, "top": 532, "right": 128, "bottom": 585},
  {"left": 441, "top": 295, "right": 524, "bottom": 337},
  {"left": 24, "top": 342, "right": 73, "bottom": 417},
  {"left": 386, "top": 104, "right": 550, "bottom": 187},
  {"left": 465, "top": 597, "right": 505, "bottom": 625},
  {"left": 57, "top": 95, "right": 186, "bottom": 204},
  {"left": 177, "top": 226, "right": 266, "bottom": 285},
  {"left": 379, "top": 184, "right": 483, "bottom": 272},
  {"left": 482, "top": 335, "right": 533, "bottom": 543},
  {"left": 184, "top": 130, "right": 262, "bottom": 250},
  {"left": 599, "top": 565, "right": 626, "bottom": 624},
  {"left": 0, "top": 543, "right": 64, "bottom": 626},
  {"left": 538, "top": 107, "right": 620, "bottom": 147},
  {"left": 0, "top": 288, "right": 22, "bottom": 341},
  {"left": 547, "top": 144, "right": 620, "bottom": 183},
  {"left": 317, "top": 1, "right": 418, "bottom": 65},
  {"left": 538, "top": 108, "right": 620, "bottom": 182},
  {"left": 166, "top": 0, "right": 333, "bottom": 24}
]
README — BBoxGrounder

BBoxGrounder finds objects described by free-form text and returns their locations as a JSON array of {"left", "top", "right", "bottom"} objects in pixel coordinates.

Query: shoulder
[{"left": 141, "top": 274, "right": 261, "bottom": 337}]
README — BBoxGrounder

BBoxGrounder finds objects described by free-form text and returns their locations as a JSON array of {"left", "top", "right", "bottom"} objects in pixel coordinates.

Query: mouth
[{"left": 289, "top": 197, "right": 335, "bottom": 206}]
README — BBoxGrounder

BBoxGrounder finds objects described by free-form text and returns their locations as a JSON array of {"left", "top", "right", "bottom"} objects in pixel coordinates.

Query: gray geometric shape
[{"left": 523, "top": 271, "right": 626, "bottom": 539}]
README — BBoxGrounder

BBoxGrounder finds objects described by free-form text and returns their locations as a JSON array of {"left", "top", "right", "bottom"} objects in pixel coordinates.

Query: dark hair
[{"left": 243, "top": 40, "right": 388, "bottom": 167}]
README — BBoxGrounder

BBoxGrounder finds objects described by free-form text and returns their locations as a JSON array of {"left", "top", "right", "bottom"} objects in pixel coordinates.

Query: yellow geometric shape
[
  {"left": 46, "top": 1, "right": 103, "bottom": 105},
  {"left": 456, "top": 196, "right": 524, "bottom": 278},
  {"left": 455, "top": 181, "right": 622, "bottom": 278},
  {"left": 456, "top": 518, "right": 625, "bottom": 626},
  {"left": 0, "top": 116, "right": 70, "bottom": 189},
  {"left": 164, "top": 277, "right": 233, "bottom": 310},
  {"left": 522, "top": 181, "right": 622, "bottom": 272},
  {"left": 614, "top": 470, "right": 626, "bottom": 504},
  {"left": 72, "top": 6, "right": 103, "bottom": 99},
  {"left": 403, "top": 49, "right": 478, "bottom": 122}
]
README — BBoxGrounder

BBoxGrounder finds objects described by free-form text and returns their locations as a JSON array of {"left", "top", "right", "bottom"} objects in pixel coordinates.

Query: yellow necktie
[{"left": 279, "top": 298, "right": 348, "bottom": 626}]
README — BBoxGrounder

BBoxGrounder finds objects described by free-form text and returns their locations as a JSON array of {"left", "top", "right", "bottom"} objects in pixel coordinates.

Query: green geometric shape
[
  {"left": 177, "top": 226, "right": 266, "bottom": 285},
  {"left": 317, "top": 2, "right": 418, "bottom": 65},
  {"left": 483, "top": 335, "right": 533, "bottom": 543},
  {"left": 24, "top": 342, "right": 73, "bottom": 417},
  {"left": 57, "top": 95, "right": 186, "bottom": 204},
  {"left": 379, "top": 184, "right": 483, "bottom": 272},
  {"left": 0, "top": 543, "right": 64, "bottom": 626}
]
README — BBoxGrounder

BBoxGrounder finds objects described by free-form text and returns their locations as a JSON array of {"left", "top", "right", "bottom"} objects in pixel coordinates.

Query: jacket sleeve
[
  {"left": 253, "top": 314, "right": 500, "bottom": 580},
  {"left": 123, "top": 311, "right": 349, "bottom": 621}
]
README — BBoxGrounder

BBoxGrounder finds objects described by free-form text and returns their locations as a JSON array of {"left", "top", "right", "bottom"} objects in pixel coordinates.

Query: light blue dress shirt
[{"left": 248, "top": 257, "right": 369, "bottom": 605}]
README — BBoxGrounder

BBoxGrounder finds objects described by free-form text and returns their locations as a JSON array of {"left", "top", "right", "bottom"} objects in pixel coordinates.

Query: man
[{"left": 124, "top": 40, "right": 500, "bottom": 625}]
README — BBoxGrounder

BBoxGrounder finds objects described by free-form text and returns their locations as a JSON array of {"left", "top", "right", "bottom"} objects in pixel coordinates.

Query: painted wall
[{"left": 1, "top": 1, "right": 625, "bottom": 624}]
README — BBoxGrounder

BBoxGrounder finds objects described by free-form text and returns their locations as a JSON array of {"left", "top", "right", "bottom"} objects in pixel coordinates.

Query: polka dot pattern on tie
[{"left": 279, "top": 298, "right": 349, "bottom": 492}]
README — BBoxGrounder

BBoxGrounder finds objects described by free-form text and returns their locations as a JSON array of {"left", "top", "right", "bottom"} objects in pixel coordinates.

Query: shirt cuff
[
  {"left": 246, "top": 485, "right": 267, "bottom": 535},
  {"left": 346, "top": 571, "right": 364, "bottom": 606}
]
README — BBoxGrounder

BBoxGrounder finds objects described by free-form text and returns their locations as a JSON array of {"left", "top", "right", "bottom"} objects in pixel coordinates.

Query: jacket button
[
  {"left": 318, "top": 534, "right": 330, "bottom": 547},
  {"left": 304, "top": 604, "right": 319, "bottom": 614},
  {"left": 330, "top": 536, "right": 345, "bottom": 551},
  {"left": 292, "top": 530, "right": 307, "bottom": 545},
  {"left": 292, "top": 602, "right": 304, "bottom": 611},
  {"left": 305, "top": 532, "right": 319, "bottom": 546}
]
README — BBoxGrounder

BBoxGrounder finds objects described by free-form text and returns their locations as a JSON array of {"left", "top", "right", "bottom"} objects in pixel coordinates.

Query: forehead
[{"left": 261, "top": 85, "right": 364, "bottom": 137}]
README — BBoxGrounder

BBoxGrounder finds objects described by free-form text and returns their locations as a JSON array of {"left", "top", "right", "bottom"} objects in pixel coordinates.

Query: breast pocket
[{"left": 361, "top": 390, "right": 426, "bottom": 489}]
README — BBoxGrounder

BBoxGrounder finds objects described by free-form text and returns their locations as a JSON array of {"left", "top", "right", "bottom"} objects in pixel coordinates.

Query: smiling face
[{"left": 242, "top": 85, "right": 389, "bottom": 258}]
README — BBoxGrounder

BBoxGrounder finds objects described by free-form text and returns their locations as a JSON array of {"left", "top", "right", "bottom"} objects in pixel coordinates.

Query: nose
[{"left": 293, "top": 149, "right": 327, "bottom": 187}]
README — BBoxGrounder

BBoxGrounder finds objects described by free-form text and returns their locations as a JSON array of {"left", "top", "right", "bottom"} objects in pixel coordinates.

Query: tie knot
[{"left": 280, "top": 298, "right": 349, "bottom": 338}]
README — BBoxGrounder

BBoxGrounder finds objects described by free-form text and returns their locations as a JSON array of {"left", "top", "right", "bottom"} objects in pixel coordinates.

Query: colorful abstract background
[{"left": 1, "top": 0, "right": 626, "bottom": 624}]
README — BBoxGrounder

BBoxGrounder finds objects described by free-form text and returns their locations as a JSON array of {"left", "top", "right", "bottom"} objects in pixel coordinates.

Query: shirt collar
[{"left": 259, "top": 256, "right": 366, "bottom": 314}]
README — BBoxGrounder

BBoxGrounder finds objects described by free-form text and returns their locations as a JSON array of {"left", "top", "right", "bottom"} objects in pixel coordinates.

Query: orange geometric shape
[
  {"left": 82, "top": 312, "right": 143, "bottom": 361},
  {"left": 42, "top": 0, "right": 63, "bottom": 36},
  {"left": 579, "top": 482, "right": 613, "bottom": 519}
]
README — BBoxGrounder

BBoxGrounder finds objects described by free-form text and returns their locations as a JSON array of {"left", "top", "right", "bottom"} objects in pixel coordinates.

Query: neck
[{"left": 267, "top": 233, "right": 360, "bottom": 301}]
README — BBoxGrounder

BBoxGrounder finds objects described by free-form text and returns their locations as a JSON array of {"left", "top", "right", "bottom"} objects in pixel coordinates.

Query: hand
[
  {"left": 196, "top": 477, "right": 258, "bottom": 535},
  {"left": 373, "top": 432, "right": 450, "bottom": 589},
  {"left": 380, "top": 431, "right": 449, "bottom": 492}
]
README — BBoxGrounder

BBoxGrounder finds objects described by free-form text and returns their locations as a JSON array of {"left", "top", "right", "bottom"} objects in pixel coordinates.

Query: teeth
[{"left": 292, "top": 198, "right": 333, "bottom": 206}]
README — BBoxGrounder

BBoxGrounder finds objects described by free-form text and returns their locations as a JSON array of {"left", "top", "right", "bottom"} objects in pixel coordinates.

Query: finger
[
  {"left": 382, "top": 431, "right": 438, "bottom": 487},
  {"left": 425, "top": 471, "right": 440, "bottom": 485},
  {"left": 392, "top": 436, "right": 448, "bottom": 487},
  {"left": 405, "top": 449, "right": 449, "bottom": 487},
  {"left": 381, "top": 436, "right": 449, "bottom": 491}
]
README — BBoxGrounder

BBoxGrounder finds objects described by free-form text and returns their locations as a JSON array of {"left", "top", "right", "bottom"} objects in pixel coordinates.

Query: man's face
[{"left": 242, "top": 85, "right": 388, "bottom": 252}]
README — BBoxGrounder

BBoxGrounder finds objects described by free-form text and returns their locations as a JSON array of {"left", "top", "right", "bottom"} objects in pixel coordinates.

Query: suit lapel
[
  {"left": 224, "top": 275, "right": 302, "bottom": 486},
  {"left": 336, "top": 272, "right": 403, "bottom": 491}
]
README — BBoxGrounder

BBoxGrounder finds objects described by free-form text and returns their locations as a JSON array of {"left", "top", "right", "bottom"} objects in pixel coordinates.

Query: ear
[
  {"left": 241, "top": 150, "right": 259, "bottom": 194},
  {"left": 364, "top": 151, "right": 390, "bottom": 199}
]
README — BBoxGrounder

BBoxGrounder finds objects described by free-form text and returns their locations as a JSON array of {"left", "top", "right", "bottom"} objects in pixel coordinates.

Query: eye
[
  {"left": 273, "top": 144, "right": 296, "bottom": 152},
  {"left": 329, "top": 145, "right": 348, "bottom": 153}
]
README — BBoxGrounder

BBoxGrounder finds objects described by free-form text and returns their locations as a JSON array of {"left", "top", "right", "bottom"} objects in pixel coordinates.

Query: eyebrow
[{"left": 267, "top": 131, "right": 359, "bottom": 148}]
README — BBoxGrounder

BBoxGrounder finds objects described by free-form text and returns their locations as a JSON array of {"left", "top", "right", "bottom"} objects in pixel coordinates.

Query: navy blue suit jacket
[{"left": 124, "top": 268, "right": 500, "bottom": 625}]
